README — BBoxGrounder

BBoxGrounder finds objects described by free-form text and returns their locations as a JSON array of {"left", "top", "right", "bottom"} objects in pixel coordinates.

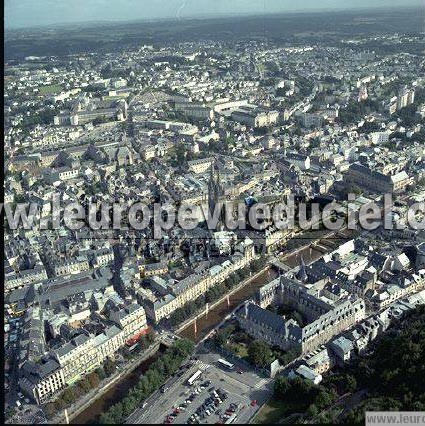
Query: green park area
[
  {"left": 38, "top": 84, "right": 63, "bottom": 94},
  {"left": 253, "top": 398, "right": 300, "bottom": 424}
]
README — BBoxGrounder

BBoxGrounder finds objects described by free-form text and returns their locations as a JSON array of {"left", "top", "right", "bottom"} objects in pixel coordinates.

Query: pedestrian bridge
[{"left": 270, "top": 258, "right": 292, "bottom": 273}]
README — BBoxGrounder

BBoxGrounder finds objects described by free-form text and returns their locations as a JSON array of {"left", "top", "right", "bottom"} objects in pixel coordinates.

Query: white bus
[
  {"left": 187, "top": 369, "right": 202, "bottom": 386},
  {"left": 217, "top": 359, "right": 234, "bottom": 370}
]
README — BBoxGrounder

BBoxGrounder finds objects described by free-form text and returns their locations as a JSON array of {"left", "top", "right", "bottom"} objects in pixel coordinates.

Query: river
[
  {"left": 71, "top": 229, "right": 354, "bottom": 422},
  {"left": 178, "top": 229, "right": 354, "bottom": 343},
  {"left": 179, "top": 267, "right": 279, "bottom": 342},
  {"left": 71, "top": 345, "right": 165, "bottom": 424}
]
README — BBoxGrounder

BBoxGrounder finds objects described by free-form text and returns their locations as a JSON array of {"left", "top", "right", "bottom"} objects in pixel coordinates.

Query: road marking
[
  {"left": 254, "top": 378, "right": 269, "bottom": 389},
  {"left": 196, "top": 360, "right": 211, "bottom": 371}
]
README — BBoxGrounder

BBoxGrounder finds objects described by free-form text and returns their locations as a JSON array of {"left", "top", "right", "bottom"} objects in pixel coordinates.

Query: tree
[
  {"left": 276, "top": 87, "right": 286, "bottom": 97},
  {"left": 291, "top": 377, "right": 315, "bottom": 400},
  {"left": 93, "top": 115, "right": 110, "bottom": 126},
  {"left": 275, "top": 376, "right": 291, "bottom": 398},
  {"left": 99, "top": 412, "right": 117, "bottom": 424},
  {"left": 214, "top": 326, "right": 235, "bottom": 348},
  {"left": 44, "top": 402, "right": 56, "bottom": 419},
  {"left": 61, "top": 388, "right": 76, "bottom": 405},
  {"left": 345, "top": 374, "right": 357, "bottom": 393},
  {"left": 104, "top": 358, "right": 116, "bottom": 377},
  {"left": 395, "top": 104, "right": 422, "bottom": 127},
  {"left": 14, "top": 193, "right": 27, "bottom": 203},
  {"left": 214, "top": 329, "right": 228, "bottom": 347},
  {"left": 347, "top": 185, "right": 363, "bottom": 196},
  {"left": 173, "top": 338, "right": 195, "bottom": 357},
  {"left": 277, "top": 348, "right": 299, "bottom": 366},
  {"left": 315, "top": 389, "right": 334, "bottom": 410},
  {"left": 87, "top": 371, "right": 100, "bottom": 389},
  {"left": 250, "top": 257, "right": 266, "bottom": 273},
  {"left": 108, "top": 402, "right": 124, "bottom": 423},
  {"left": 248, "top": 340, "right": 272, "bottom": 367},
  {"left": 95, "top": 367, "right": 107, "bottom": 381},
  {"left": 139, "top": 334, "right": 149, "bottom": 349},
  {"left": 79, "top": 378, "right": 92, "bottom": 393},
  {"left": 54, "top": 398, "right": 66, "bottom": 411},
  {"left": 307, "top": 403, "right": 318, "bottom": 418},
  {"left": 175, "top": 144, "right": 186, "bottom": 164},
  {"left": 290, "top": 311, "right": 304, "bottom": 327},
  {"left": 146, "top": 331, "right": 155, "bottom": 343},
  {"left": 122, "top": 396, "right": 137, "bottom": 417}
]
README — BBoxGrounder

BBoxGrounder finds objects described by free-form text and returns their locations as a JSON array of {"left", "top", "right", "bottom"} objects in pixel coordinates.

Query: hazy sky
[{"left": 5, "top": 0, "right": 423, "bottom": 29}]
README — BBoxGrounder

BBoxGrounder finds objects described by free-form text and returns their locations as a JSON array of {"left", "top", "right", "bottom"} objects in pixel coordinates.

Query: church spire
[
  {"left": 208, "top": 159, "right": 225, "bottom": 232},
  {"left": 297, "top": 256, "right": 308, "bottom": 283}
]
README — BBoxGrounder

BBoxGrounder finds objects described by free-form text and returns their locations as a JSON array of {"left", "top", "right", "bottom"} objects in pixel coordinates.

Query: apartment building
[
  {"left": 53, "top": 256, "right": 90, "bottom": 277},
  {"left": 188, "top": 157, "right": 214, "bottom": 174},
  {"left": 43, "top": 166, "right": 80, "bottom": 183},
  {"left": 145, "top": 238, "right": 255, "bottom": 323},
  {"left": 5, "top": 264, "right": 48, "bottom": 293},
  {"left": 19, "top": 358, "right": 66, "bottom": 404},
  {"left": 139, "top": 261, "right": 168, "bottom": 278},
  {"left": 175, "top": 101, "right": 214, "bottom": 121},
  {"left": 108, "top": 303, "right": 148, "bottom": 344},
  {"left": 93, "top": 248, "right": 114, "bottom": 267},
  {"left": 344, "top": 163, "right": 410, "bottom": 194},
  {"left": 231, "top": 108, "right": 279, "bottom": 128},
  {"left": 235, "top": 296, "right": 365, "bottom": 355},
  {"left": 92, "top": 325, "right": 124, "bottom": 360},
  {"left": 19, "top": 323, "right": 128, "bottom": 404},
  {"left": 370, "top": 131, "right": 390, "bottom": 145},
  {"left": 53, "top": 334, "right": 100, "bottom": 385}
]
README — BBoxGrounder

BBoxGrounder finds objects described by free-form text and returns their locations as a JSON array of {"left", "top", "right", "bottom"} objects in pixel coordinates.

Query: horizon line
[{"left": 4, "top": 4, "right": 423, "bottom": 32}]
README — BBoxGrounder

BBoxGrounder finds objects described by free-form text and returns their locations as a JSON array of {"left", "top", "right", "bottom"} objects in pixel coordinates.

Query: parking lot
[
  {"left": 128, "top": 349, "right": 273, "bottom": 424},
  {"left": 165, "top": 380, "right": 242, "bottom": 424}
]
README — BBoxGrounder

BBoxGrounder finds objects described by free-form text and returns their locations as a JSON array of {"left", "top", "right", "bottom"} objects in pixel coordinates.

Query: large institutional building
[
  {"left": 236, "top": 236, "right": 425, "bottom": 364},
  {"left": 235, "top": 276, "right": 366, "bottom": 355},
  {"left": 231, "top": 105, "right": 279, "bottom": 128},
  {"left": 344, "top": 163, "right": 411, "bottom": 194}
]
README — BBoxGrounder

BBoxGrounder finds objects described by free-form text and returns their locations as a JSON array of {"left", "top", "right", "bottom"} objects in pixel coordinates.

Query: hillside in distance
[{"left": 4, "top": 6, "right": 424, "bottom": 60}]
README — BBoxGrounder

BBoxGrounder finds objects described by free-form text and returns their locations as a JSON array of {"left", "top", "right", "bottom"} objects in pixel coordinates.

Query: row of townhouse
[
  {"left": 53, "top": 255, "right": 91, "bottom": 277},
  {"left": 5, "top": 264, "right": 48, "bottom": 293},
  {"left": 19, "top": 303, "right": 147, "bottom": 404},
  {"left": 144, "top": 238, "right": 255, "bottom": 323},
  {"left": 371, "top": 270, "right": 425, "bottom": 310}
]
